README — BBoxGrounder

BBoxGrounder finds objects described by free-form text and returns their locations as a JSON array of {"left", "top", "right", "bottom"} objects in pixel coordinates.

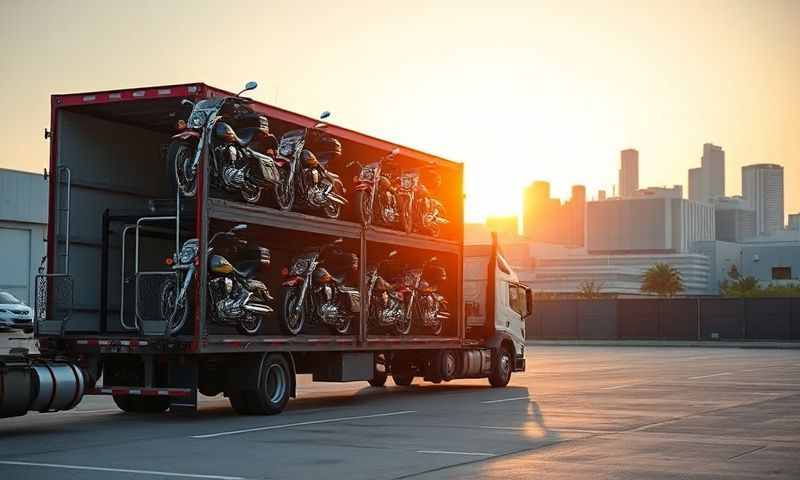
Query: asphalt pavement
[{"left": 1, "top": 346, "right": 799, "bottom": 479}]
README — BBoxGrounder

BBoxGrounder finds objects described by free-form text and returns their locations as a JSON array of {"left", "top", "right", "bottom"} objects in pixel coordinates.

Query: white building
[
  {"left": 0, "top": 169, "right": 48, "bottom": 305},
  {"left": 789, "top": 213, "right": 800, "bottom": 231},
  {"left": 618, "top": 149, "right": 639, "bottom": 198},
  {"left": 635, "top": 185, "right": 683, "bottom": 199},
  {"left": 586, "top": 197, "right": 715, "bottom": 254},
  {"left": 742, "top": 163, "right": 784, "bottom": 235}
]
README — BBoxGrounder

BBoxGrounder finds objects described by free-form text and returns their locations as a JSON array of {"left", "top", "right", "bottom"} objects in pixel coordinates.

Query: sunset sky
[{"left": 1, "top": 0, "right": 797, "bottom": 223}]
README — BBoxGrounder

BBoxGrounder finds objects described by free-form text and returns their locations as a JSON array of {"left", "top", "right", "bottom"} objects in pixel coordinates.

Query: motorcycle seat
[{"left": 233, "top": 260, "right": 260, "bottom": 278}]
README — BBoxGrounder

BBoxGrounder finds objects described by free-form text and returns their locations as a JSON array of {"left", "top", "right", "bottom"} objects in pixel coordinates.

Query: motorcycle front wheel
[
  {"left": 274, "top": 167, "right": 295, "bottom": 211},
  {"left": 356, "top": 190, "right": 373, "bottom": 226},
  {"left": 280, "top": 287, "right": 305, "bottom": 335},
  {"left": 399, "top": 196, "right": 413, "bottom": 234},
  {"left": 168, "top": 141, "right": 197, "bottom": 198},
  {"left": 159, "top": 277, "right": 192, "bottom": 336}
]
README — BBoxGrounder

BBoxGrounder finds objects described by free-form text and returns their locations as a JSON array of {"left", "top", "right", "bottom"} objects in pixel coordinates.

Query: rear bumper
[{"left": 514, "top": 354, "right": 526, "bottom": 372}]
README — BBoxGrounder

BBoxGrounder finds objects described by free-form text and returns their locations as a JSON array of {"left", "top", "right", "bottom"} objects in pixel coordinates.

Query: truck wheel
[
  {"left": 489, "top": 346, "right": 513, "bottom": 388},
  {"left": 228, "top": 391, "right": 251, "bottom": 415},
  {"left": 439, "top": 350, "right": 459, "bottom": 381},
  {"left": 368, "top": 371, "right": 387, "bottom": 387},
  {"left": 392, "top": 374, "right": 414, "bottom": 386},
  {"left": 246, "top": 354, "right": 293, "bottom": 415}
]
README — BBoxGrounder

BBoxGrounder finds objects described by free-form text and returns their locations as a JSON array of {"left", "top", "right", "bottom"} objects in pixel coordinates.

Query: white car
[{"left": 0, "top": 292, "right": 33, "bottom": 333}]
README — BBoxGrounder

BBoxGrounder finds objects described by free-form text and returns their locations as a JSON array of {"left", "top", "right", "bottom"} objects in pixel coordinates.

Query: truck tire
[
  {"left": 489, "top": 346, "right": 513, "bottom": 388},
  {"left": 368, "top": 371, "right": 387, "bottom": 387},
  {"left": 245, "top": 354, "right": 293, "bottom": 415},
  {"left": 392, "top": 374, "right": 414, "bottom": 386},
  {"left": 228, "top": 391, "right": 251, "bottom": 415},
  {"left": 113, "top": 395, "right": 169, "bottom": 414}
]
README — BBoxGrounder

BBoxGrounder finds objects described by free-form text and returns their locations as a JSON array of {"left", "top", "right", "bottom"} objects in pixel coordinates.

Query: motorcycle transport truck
[{"left": 0, "top": 82, "right": 530, "bottom": 419}]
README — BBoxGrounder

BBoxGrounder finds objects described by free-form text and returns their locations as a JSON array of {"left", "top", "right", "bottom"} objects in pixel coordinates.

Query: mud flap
[{"left": 168, "top": 356, "right": 198, "bottom": 416}]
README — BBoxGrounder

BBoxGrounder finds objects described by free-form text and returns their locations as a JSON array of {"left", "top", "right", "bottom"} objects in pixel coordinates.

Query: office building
[
  {"left": 789, "top": 213, "right": 800, "bottom": 231},
  {"left": 635, "top": 185, "right": 683, "bottom": 199},
  {"left": 618, "top": 149, "right": 639, "bottom": 198},
  {"left": 713, "top": 197, "right": 756, "bottom": 242},
  {"left": 522, "top": 181, "right": 586, "bottom": 247},
  {"left": 688, "top": 143, "right": 725, "bottom": 203},
  {"left": 586, "top": 197, "right": 714, "bottom": 254},
  {"left": 597, "top": 190, "right": 607, "bottom": 201},
  {"left": 742, "top": 164, "right": 784, "bottom": 235}
]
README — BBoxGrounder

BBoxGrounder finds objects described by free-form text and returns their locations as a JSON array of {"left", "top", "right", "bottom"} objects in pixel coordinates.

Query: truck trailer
[{"left": 0, "top": 82, "right": 530, "bottom": 418}]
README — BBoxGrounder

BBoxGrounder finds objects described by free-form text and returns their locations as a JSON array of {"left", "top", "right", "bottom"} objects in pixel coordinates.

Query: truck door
[{"left": 498, "top": 282, "right": 528, "bottom": 348}]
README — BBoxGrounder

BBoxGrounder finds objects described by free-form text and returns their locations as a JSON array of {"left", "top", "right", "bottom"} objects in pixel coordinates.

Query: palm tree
[
  {"left": 641, "top": 263, "right": 684, "bottom": 297},
  {"left": 578, "top": 280, "right": 604, "bottom": 299}
]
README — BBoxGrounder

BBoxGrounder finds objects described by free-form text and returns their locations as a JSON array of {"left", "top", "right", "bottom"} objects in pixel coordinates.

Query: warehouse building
[{"left": 0, "top": 169, "right": 48, "bottom": 305}]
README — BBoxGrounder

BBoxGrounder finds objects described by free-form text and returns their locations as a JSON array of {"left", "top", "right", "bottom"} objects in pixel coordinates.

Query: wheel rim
[
  {"left": 333, "top": 316, "right": 350, "bottom": 334},
  {"left": 264, "top": 364, "right": 287, "bottom": 404},
  {"left": 501, "top": 352, "right": 511, "bottom": 381},
  {"left": 174, "top": 145, "right": 196, "bottom": 197},
  {"left": 444, "top": 352, "right": 457, "bottom": 378},
  {"left": 241, "top": 185, "right": 262, "bottom": 204},
  {"left": 275, "top": 168, "right": 294, "bottom": 210},
  {"left": 323, "top": 201, "right": 341, "bottom": 219},
  {"left": 160, "top": 280, "right": 186, "bottom": 335}
]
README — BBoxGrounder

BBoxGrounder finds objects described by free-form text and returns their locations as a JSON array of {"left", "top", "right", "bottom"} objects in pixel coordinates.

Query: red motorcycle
[{"left": 350, "top": 148, "right": 401, "bottom": 228}]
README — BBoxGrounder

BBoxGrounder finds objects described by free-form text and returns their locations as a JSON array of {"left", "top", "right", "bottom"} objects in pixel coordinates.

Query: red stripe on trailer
[{"left": 88, "top": 387, "right": 192, "bottom": 397}]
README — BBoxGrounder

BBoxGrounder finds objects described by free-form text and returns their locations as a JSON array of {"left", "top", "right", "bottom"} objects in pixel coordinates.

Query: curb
[{"left": 525, "top": 339, "right": 800, "bottom": 349}]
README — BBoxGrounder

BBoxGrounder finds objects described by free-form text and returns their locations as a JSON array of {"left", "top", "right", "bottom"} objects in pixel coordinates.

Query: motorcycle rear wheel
[
  {"left": 328, "top": 315, "right": 351, "bottom": 335},
  {"left": 240, "top": 185, "right": 263, "bottom": 204},
  {"left": 237, "top": 313, "right": 262, "bottom": 335},
  {"left": 168, "top": 141, "right": 197, "bottom": 198}
]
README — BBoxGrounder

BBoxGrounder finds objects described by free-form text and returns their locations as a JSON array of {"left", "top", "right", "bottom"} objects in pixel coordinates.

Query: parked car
[{"left": 0, "top": 292, "right": 33, "bottom": 333}]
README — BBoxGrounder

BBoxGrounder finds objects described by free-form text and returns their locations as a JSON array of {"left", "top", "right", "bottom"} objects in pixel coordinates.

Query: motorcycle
[
  {"left": 365, "top": 250, "right": 411, "bottom": 335},
  {"left": 168, "top": 81, "right": 280, "bottom": 203},
  {"left": 401, "top": 256, "right": 449, "bottom": 336},
  {"left": 273, "top": 111, "right": 348, "bottom": 218},
  {"left": 350, "top": 147, "right": 402, "bottom": 228},
  {"left": 280, "top": 239, "right": 359, "bottom": 335},
  {"left": 397, "top": 167, "right": 449, "bottom": 237},
  {"left": 159, "top": 224, "right": 273, "bottom": 336}
]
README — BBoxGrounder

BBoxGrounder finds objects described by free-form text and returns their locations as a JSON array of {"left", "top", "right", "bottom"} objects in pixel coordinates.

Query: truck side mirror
[{"left": 525, "top": 287, "right": 533, "bottom": 318}]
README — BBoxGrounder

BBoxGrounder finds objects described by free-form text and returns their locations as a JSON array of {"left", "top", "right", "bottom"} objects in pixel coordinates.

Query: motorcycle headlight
[
  {"left": 401, "top": 176, "right": 414, "bottom": 189},
  {"left": 179, "top": 242, "right": 199, "bottom": 264},
  {"left": 290, "top": 259, "right": 309, "bottom": 276},
  {"left": 189, "top": 111, "right": 207, "bottom": 128},
  {"left": 359, "top": 167, "right": 376, "bottom": 182}
]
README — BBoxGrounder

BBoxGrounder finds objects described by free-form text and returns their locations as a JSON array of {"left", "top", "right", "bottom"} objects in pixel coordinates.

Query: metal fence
[{"left": 528, "top": 298, "right": 800, "bottom": 341}]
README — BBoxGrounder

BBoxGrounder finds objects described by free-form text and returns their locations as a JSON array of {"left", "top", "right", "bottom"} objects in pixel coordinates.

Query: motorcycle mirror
[
  {"left": 231, "top": 224, "right": 248, "bottom": 232},
  {"left": 388, "top": 250, "right": 398, "bottom": 258},
  {"left": 314, "top": 122, "right": 328, "bottom": 129},
  {"left": 319, "top": 111, "right": 331, "bottom": 120},
  {"left": 237, "top": 81, "right": 258, "bottom": 96},
  {"left": 181, "top": 99, "right": 195, "bottom": 108},
  {"left": 332, "top": 238, "right": 343, "bottom": 244}
]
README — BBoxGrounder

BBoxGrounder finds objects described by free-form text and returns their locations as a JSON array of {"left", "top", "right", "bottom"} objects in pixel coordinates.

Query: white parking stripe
[
  {"left": 191, "top": 410, "right": 416, "bottom": 439},
  {"left": 601, "top": 383, "right": 638, "bottom": 390},
  {"left": 417, "top": 450, "right": 495, "bottom": 457},
  {"left": 688, "top": 372, "right": 732, "bottom": 380},
  {"left": 0, "top": 461, "right": 244, "bottom": 480},
  {"left": 481, "top": 396, "right": 530, "bottom": 404}
]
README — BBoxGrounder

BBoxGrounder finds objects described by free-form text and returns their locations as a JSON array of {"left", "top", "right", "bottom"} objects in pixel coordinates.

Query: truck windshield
[{"left": 0, "top": 292, "right": 22, "bottom": 304}]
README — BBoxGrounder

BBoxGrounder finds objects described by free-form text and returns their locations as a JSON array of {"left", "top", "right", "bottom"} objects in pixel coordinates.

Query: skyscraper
[
  {"left": 522, "top": 181, "right": 585, "bottom": 246},
  {"left": 618, "top": 149, "right": 639, "bottom": 198},
  {"left": 688, "top": 143, "right": 725, "bottom": 203},
  {"left": 702, "top": 143, "right": 725, "bottom": 199},
  {"left": 742, "top": 164, "right": 784, "bottom": 235}
]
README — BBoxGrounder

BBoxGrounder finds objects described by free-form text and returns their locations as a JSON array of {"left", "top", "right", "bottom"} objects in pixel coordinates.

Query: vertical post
[
  {"left": 696, "top": 297, "right": 702, "bottom": 341},
  {"left": 197, "top": 123, "right": 210, "bottom": 346},
  {"left": 359, "top": 227, "right": 367, "bottom": 346},
  {"left": 100, "top": 210, "right": 110, "bottom": 333}
]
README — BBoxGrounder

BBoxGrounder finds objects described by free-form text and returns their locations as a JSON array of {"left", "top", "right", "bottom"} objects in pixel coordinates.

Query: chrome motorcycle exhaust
[
  {"left": 327, "top": 192, "right": 348, "bottom": 205},
  {"left": 244, "top": 303, "right": 274, "bottom": 314}
]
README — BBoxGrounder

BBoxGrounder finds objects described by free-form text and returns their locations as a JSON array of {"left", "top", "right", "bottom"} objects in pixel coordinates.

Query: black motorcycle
[
  {"left": 273, "top": 112, "right": 348, "bottom": 218},
  {"left": 351, "top": 147, "right": 402, "bottom": 228},
  {"left": 168, "top": 81, "right": 280, "bottom": 203},
  {"left": 365, "top": 250, "right": 410, "bottom": 335},
  {"left": 280, "top": 239, "right": 359, "bottom": 335},
  {"left": 397, "top": 168, "right": 449, "bottom": 237},
  {"left": 401, "top": 256, "right": 449, "bottom": 336},
  {"left": 159, "top": 224, "right": 273, "bottom": 336}
]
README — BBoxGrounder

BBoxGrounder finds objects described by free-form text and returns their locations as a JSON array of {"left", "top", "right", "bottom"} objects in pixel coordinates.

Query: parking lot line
[
  {"left": 0, "top": 461, "right": 245, "bottom": 480},
  {"left": 416, "top": 450, "right": 495, "bottom": 457},
  {"left": 191, "top": 410, "right": 416, "bottom": 439},
  {"left": 688, "top": 372, "right": 732, "bottom": 380},
  {"left": 601, "top": 383, "right": 639, "bottom": 390},
  {"left": 481, "top": 396, "right": 530, "bottom": 404}
]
